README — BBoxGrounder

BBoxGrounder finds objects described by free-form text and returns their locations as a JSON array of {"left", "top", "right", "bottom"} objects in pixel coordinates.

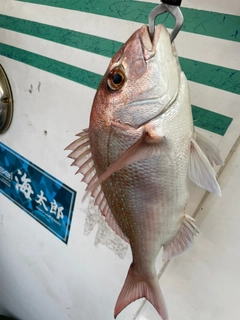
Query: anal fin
[{"left": 163, "top": 214, "right": 199, "bottom": 261}]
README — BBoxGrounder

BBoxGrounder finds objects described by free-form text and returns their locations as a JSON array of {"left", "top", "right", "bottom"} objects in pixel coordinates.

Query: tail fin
[{"left": 114, "top": 263, "right": 168, "bottom": 320}]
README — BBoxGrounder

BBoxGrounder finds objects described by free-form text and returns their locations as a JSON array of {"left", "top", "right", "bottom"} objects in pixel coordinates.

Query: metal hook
[{"left": 148, "top": 2, "right": 184, "bottom": 42}]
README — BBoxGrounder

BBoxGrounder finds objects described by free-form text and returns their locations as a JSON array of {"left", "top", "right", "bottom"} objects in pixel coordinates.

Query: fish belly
[{"left": 102, "top": 143, "right": 189, "bottom": 274}]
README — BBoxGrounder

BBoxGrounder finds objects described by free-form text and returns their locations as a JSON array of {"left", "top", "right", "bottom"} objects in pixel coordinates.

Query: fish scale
[
  {"left": 95, "top": 75, "right": 191, "bottom": 276},
  {"left": 66, "top": 23, "right": 222, "bottom": 320}
]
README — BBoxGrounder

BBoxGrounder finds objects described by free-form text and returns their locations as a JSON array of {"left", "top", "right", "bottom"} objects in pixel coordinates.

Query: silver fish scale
[
  {"left": 66, "top": 24, "right": 221, "bottom": 319},
  {"left": 93, "top": 73, "right": 193, "bottom": 276}
]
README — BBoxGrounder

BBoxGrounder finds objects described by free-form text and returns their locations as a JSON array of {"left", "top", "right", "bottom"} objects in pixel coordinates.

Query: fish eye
[{"left": 107, "top": 67, "right": 126, "bottom": 91}]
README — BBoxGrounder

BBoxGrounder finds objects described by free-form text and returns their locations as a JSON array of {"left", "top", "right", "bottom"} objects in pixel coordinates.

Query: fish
[{"left": 66, "top": 24, "right": 223, "bottom": 320}]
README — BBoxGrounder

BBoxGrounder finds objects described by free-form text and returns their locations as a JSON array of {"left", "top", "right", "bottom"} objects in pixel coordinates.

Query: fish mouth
[{"left": 140, "top": 24, "right": 165, "bottom": 59}]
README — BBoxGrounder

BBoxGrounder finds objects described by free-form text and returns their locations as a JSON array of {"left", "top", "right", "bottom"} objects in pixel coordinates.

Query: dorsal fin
[{"left": 65, "top": 130, "right": 129, "bottom": 243}]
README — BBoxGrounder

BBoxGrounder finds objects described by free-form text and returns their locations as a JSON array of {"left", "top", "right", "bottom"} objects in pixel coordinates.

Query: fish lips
[
  {"left": 139, "top": 24, "right": 162, "bottom": 60},
  {"left": 140, "top": 24, "right": 174, "bottom": 60},
  {"left": 139, "top": 25, "right": 155, "bottom": 60}
]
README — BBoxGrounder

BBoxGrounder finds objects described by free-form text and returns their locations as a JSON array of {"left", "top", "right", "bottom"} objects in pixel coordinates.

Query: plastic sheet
[{"left": 84, "top": 197, "right": 128, "bottom": 259}]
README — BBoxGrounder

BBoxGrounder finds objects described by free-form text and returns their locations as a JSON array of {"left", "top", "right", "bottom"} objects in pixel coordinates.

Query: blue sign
[{"left": 0, "top": 142, "right": 76, "bottom": 244}]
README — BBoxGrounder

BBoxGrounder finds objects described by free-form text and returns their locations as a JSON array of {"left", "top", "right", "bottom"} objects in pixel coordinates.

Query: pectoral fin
[
  {"left": 86, "top": 128, "right": 166, "bottom": 194},
  {"left": 189, "top": 137, "right": 221, "bottom": 196}
]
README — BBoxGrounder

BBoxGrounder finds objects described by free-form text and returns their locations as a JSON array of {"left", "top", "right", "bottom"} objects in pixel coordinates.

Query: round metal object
[{"left": 0, "top": 64, "right": 13, "bottom": 134}]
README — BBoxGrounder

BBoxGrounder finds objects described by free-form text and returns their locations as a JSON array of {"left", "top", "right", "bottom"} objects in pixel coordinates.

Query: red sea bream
[{"left": 66, "top": 24, "right": 223, "bottom": 320}]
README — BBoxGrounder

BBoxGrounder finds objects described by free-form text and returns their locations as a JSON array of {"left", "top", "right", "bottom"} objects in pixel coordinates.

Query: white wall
[{"left": 0, "top": 59, "right": 135, "bottom": 320}]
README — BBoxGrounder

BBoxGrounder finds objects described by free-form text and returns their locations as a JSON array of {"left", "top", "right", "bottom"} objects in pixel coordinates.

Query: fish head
[{"left": 90, "top": 24, "right": 181, "bottom": 130}]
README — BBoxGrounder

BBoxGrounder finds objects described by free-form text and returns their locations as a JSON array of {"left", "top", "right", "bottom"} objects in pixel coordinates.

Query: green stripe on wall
[
  {"left": 17, "top": 0, "right": 240, "bottom": 42},
  {"left": 192, "top": 106, "right": 232, "bottom": 136},
  {"left": 180, "top": 58, "right": 240, "bottom": 95},
  {"left": 0, "top": 14, "right": 122, "bottom": 59},
  {"left": 0, "top": 43, "right": 232, "bottom": 135},
  {"left": 0, "top": 15, "right": 239, "bottom": 94},
  {"left": 0, "top": 43, "right": 102, "bottom": 89}
]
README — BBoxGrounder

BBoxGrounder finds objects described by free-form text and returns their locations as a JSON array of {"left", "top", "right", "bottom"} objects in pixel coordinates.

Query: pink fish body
[{"left": 66, "top": 24, "right": 222, "bottom": 320}]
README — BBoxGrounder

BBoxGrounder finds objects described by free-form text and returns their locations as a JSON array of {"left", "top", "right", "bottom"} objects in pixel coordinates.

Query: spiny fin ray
[{"left": 66, "top": 129, "right": 129, "bottom": 243}]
